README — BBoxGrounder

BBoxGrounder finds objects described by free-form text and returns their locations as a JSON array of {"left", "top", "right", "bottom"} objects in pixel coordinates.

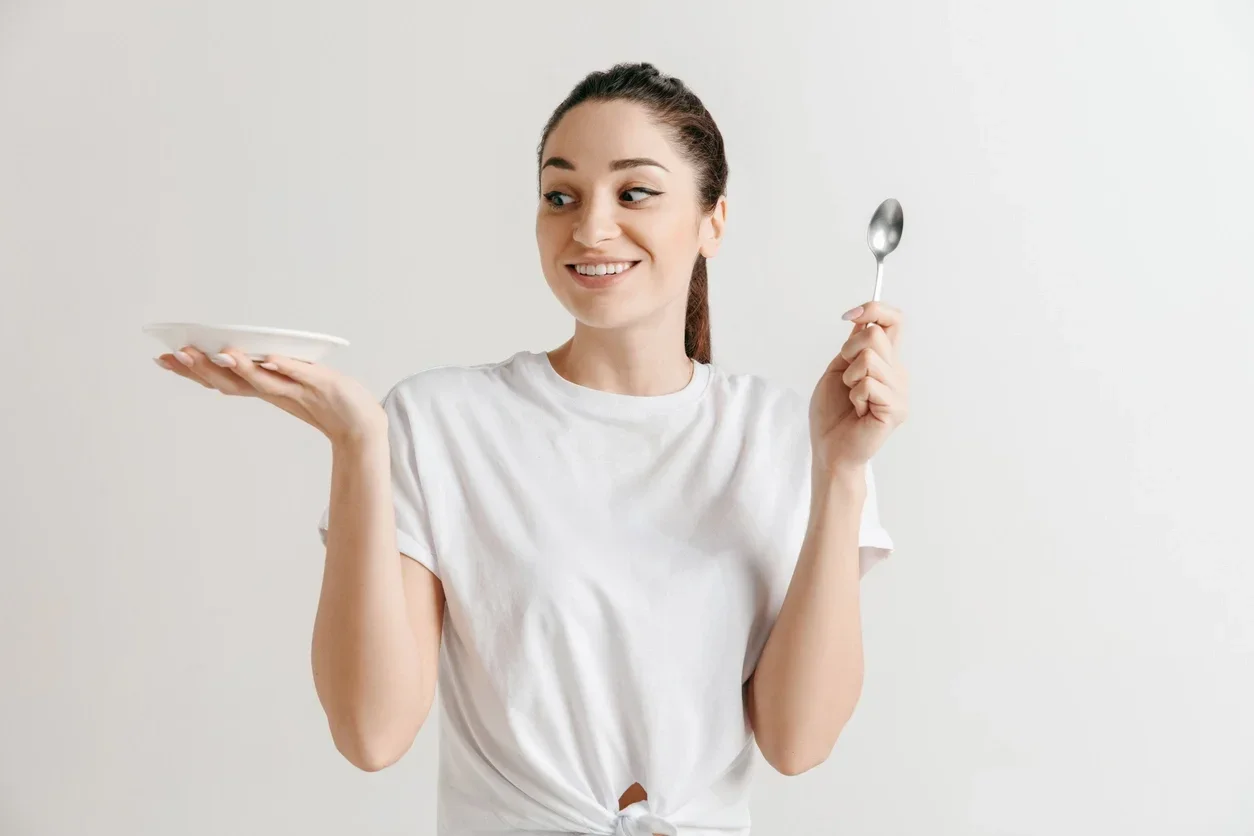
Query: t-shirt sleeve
[
  {"left": 744, "top": 384, "right": 896, "bottom": 679},
  {"left": 779, "top": 384, "right": 894, "bottom": 578},
  {"left": 856, "top": 460, "right": 894, "bottom": 577},
  {"left": 316, "top": 383, "right": 441, "bottom": 577}
]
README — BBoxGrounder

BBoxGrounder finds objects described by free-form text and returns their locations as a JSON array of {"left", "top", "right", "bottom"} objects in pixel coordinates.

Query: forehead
[{"left": 542, "top": 100, "right": 685, "bottom": 172}]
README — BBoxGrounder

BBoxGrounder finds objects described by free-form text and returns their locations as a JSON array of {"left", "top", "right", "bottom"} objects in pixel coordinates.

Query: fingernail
[
  {"left": 259, "top": 362, "right": 278, "bottom": 371},
  {"left": 174, "top": 350, "right": 194, "bottom": 367},
  {"left": 153, "top": 357, "right": 171, "bottom": 370},
  {"left": 841, "top": 305, "right": 864, "bottom": 321},
  {"left": 210, "top": 353, "right": 236, "bottom": 368}
]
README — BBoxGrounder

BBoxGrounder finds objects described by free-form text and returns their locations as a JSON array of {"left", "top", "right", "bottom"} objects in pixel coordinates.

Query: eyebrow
[{"left": 540, "top": 156, "right": 670, "bottom": 173}]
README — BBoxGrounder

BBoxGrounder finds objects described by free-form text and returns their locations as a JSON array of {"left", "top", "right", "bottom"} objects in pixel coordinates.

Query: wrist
[
  {"left": 328, "top": 420, "right": 388, "bottom": 456},
  {"left": 807, "top": 472, "right": 866, "bottom": 541},
  {"left": 812, "top": 459, "right": 866, "bottom": 492},
  {"left": 811, "top": 457, "right": 864, "bottom": 494}
]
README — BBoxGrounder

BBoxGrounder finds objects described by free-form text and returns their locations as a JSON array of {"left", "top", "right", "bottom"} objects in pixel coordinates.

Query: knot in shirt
[{"left": 612, "top": 802, "right": 677, "bottom": 836}]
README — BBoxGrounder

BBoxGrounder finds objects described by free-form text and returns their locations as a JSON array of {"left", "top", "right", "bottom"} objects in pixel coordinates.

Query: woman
[{"left": 155, "top": 62, "right": 908, "bottom": 836}]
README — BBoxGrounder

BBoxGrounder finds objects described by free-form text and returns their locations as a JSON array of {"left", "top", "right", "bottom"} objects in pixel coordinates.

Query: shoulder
[
  {"left": 704, "top": 363, "right": 809, "bottom": 430},
  {"left": 383, "top": 351, "right": 532, "bottom": 412}
]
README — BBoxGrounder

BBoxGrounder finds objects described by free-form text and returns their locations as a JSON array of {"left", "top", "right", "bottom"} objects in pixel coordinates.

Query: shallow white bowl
[{"left": 143, "top": 322, "right": 350, "bottom": 363}]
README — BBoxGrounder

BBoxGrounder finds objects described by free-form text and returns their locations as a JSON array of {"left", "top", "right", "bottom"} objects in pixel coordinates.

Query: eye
[
  {"left": 621, "top": 187, "right": 661, "bottom": 203},
  {"left": 543, "top": 191, "right": 574, "bottom": 208}
]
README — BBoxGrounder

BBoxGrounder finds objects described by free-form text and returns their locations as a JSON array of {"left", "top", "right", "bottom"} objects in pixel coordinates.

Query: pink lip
[{"left": 566, "top": 261, "right": 640, "bottom": 289}]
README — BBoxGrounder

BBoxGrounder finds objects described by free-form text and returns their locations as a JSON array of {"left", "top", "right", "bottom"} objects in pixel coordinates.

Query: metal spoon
[{"left": 867, "top": 198, "right": 904, "bottom": 306}]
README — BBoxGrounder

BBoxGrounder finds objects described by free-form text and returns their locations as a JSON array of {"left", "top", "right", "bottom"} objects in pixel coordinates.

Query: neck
[{"left": 548, "top": 314, "right": 694, "bottom": 397}]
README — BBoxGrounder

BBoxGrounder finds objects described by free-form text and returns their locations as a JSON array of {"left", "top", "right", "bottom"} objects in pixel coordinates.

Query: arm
[
  {"left": 748, "top": 300, "right": 908, "bottom": 775},
  {"left": 747, "top": 465, "right": 866, "bottom": 776},
  {"left": 311, "top": 431, "right": 445, "bottom": 772},
  {"left": 151, "top": 348, "right": 444, "bottom": 772}
]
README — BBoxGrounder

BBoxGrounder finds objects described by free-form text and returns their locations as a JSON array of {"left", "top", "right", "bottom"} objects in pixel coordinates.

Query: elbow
[
  {"left": 344, "top": 744, "right": 398, "bottom": 773},
  {"left": 349, "top": 746, "right": 403, "bottom": 773},
  {"left": 325, "top": 699, "right": 432, "bottom": 772},
  {"left": 773, "top": 752, "right": 825, "bottom": 777},
  {"left": 332, "top": 722, "right": 418, "bottom": 772},
  {"left": 312, "top": 665, "right": 436, "bottom": 773},
  {"left": 753, "top": 689, "right": 861, "bottom": 777},
  {"left": 759, "top": 738, "right": 834, "bottom": 777}
]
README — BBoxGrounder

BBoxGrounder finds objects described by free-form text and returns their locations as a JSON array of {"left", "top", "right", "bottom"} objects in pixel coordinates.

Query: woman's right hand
[{"left": 155, "top": 346, "right": 386, "bottom": 446}]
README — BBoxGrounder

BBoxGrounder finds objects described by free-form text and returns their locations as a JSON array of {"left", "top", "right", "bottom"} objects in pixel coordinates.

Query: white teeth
[{"left": 573, "top": 262, "right": 635, "bottom": 276}]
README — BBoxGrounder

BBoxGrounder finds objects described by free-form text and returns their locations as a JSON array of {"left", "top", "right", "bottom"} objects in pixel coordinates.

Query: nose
[{"left": 572, "top": 192, "right": 620, "bottom": 248}]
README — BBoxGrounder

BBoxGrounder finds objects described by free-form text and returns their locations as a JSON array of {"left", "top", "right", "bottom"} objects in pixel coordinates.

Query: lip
[
  {"left": 565, "top": 260, "right": 640, "bottom": 290},
  {"left": 565, "top": 256, "right": 639, "bottom": 265}
]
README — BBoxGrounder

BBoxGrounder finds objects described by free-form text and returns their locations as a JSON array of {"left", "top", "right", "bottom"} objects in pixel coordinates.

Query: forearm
[
  {"left": 311, "top": 433, "right": 427, "bottom": 767},
  {"left": 749, "top": 466, "right": 867, "bottom": 775}
]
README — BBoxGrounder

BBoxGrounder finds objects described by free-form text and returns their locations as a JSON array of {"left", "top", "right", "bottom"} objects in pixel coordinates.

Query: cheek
[
  {"left": 641, "top": 213, "right": 700, "bottom": 277},
  {"left": 535, "top": 213, "right": 555, "bottom": 247},
  {"left": 535, "top": 215, "right": 566, "bottom": 263}
]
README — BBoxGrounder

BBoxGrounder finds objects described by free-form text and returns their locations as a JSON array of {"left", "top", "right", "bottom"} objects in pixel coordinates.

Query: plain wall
[{"left": 2, "top": 1, "right": 1252, "bottom": 834}]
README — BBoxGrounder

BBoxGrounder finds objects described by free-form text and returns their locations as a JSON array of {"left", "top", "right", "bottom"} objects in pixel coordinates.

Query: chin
[
  {"left": 555, "top": 289, "right": 653, "bottom": 331},
  {"left": 543, "top": 263, "right": 684, "bottom": 331},
  {"left": 563, "top": 297, "right": 642, "bottom": 331}
]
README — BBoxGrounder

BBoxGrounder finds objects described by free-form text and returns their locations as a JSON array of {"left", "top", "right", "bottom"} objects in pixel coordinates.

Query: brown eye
[{"left": 544, "top": 191, "right": 574, "bottom": 207}]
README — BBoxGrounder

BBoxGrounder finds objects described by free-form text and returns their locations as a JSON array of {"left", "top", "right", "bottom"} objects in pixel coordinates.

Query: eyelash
[{"left": 542, "top": 187, "right": 661, "bottom": 208}]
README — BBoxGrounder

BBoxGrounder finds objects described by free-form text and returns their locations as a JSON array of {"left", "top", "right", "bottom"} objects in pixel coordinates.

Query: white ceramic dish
[{"left": 143, "top": 322, "right": 350, "bottom": 363}]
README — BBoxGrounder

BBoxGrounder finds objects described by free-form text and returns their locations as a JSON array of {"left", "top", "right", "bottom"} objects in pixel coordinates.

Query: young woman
[{"left": 155, "top": 62, "right": 909, "bottom": 836}]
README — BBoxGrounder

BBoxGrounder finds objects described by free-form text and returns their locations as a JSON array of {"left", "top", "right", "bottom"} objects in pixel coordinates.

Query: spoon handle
[{"left": 860, "top": 260, "right": 885, "bottom": 331}]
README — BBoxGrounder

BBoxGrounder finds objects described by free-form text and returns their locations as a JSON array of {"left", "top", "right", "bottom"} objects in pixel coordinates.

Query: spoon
[{"left": 867, "top": 198, "right": 904, "bottom": 312}]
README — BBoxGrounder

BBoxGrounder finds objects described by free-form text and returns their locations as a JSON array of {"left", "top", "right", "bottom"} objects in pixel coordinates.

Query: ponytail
[{"left": 685, "top": 255, "right": 712, "bottom": 364}]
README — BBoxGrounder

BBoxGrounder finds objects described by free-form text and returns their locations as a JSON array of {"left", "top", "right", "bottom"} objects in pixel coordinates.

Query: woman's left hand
[{"left": 809, "top": 301, "right": 910, "bottom": 476}]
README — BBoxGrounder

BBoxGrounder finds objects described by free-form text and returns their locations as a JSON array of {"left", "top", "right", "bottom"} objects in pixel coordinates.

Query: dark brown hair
[{"left": 538, "top": 62, "right": 729, "bottom": 364}]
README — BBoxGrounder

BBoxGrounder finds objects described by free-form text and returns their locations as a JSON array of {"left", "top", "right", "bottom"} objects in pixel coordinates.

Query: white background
[{"left": 1, "top": 1, "right": 1252, "bottom": 834}]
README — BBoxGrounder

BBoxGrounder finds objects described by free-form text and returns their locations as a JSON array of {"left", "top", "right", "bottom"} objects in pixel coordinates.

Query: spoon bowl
[
  {"left": 868, "top": 198, "right": 904, "bottom": 260},
  {"left": 867, "top": 198, "right": 904, "bottom": 305}
]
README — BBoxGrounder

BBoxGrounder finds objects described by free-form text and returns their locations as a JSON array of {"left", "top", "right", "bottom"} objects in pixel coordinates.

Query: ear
[{"left": 698, "top": 195, "right": 728, "bottom": 259}]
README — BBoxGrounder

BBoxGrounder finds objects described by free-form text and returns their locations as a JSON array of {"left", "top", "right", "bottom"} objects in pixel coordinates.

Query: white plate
[{"left": 143, "top": 322, "right": 350, "bottom": 363}]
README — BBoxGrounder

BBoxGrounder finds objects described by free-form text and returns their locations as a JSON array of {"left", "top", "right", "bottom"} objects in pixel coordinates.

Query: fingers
[
  {"left": 153, "top": 346, "right": 322, "bottom": 399},
  {"left": 155, "top": 354, "right": 213, "bottom": 388},
  {"left": 152, "top": 347, "right": 323, "bottom": 428},
  {"left": 255, "top": 354, "right": 320, "bottom": 385},
  {"left": 186, "top": 347, "right": 258, "bottom": 394},
  {"left": 849, "top": 376, "right": 893, "bottom": 420},
  {"left": 825, "top": 322, "right": 892, "bottom": 382},
  {"left": 839, "top": 317, "right": 895, "bottom": 365},
  {"left": 841, "top": 346, "right": 895, "bottom": 391},
  {"left": 156, "top": 347, "right": 256, "bottom": 395},
  {"left": 835, "top": 304, "right": 908, "bottom": 407},
  {"left": 842, "top": 301, "right": 904, "bottom": 346},
  {"left": 217, "top": 350, "right": 305, "bottom": 400},
  {"left": 823, "top": 349, "right": 851, "bottom": 377}
]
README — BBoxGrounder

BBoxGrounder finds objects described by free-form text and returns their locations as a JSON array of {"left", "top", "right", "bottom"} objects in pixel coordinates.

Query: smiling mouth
[
  {"left": 568, "top": 261, "right": 640, "bottom": 277},
  {"left": 565, "top": 260, "right": 641, "bottom": 287}
]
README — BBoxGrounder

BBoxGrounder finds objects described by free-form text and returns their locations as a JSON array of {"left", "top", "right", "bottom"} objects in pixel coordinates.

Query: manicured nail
[
  {"left": 174, "top": 350, "right": 194, "bottom": 367},
  {"left": 210, "top": 353, "right": 236, "bottom": 368},
  {"left": 153, "top": 357, "right": 171, "bottom": 370},
  {"left": 841, "top": 305, "right": 864, "bottom": 321},
  {"left": 259, "top": 362, "right": 278, "bottom": 371}
]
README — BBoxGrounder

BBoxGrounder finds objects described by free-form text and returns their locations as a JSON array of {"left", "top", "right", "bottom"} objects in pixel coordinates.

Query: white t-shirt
[{"left": 318, "top": 349, "right": 893, "bottom": 836}]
